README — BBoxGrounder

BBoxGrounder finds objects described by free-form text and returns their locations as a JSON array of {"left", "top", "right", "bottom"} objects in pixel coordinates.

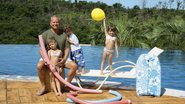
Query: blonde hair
[
  {"left": 47, "top": 37, "right": 58, "bottom": 50},
  {"left": 50, "top": 15, "right": 60, "bottom": 22}
]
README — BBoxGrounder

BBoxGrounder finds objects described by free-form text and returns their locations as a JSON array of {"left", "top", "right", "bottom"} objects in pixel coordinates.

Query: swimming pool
[{"left": 0, "top": 45, "right": 185, "bottom": 91}]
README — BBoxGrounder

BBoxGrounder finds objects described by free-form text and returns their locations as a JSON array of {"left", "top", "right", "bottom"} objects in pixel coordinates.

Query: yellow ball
[{"left": 91, "top": 8, "right": 105, "bottom": 21}]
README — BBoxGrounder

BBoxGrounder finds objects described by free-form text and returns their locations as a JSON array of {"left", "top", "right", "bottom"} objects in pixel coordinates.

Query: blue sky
[{"left": 68, "top": 0, "right": 182, "bottom": 8}]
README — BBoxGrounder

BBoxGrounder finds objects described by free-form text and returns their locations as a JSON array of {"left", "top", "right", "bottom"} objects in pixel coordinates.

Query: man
[{"left": 36, "top": 15, "right": 77, "bottom": 96}]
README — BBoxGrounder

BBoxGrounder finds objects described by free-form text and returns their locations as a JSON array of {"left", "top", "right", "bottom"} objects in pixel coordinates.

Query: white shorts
[{"left": 103, "top": 47, "right": 114, "bottom": 55}]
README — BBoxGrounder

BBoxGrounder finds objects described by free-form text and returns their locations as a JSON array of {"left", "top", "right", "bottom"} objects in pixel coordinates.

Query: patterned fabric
[
  {"left": 136, "top": 54, "right": 161, "bottom": 96},
  {"left": 70, "top": 48, "right": 85, "bottom": 67}
]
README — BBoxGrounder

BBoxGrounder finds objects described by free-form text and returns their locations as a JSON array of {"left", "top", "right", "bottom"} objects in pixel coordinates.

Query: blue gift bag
[{"left": 136, "top": 54, "right": 161, "bottom": 96}]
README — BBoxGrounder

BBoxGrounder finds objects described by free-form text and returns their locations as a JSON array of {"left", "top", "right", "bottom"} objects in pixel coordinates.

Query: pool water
[{"left": 0, "top": 45, "right": 185, "bottom": 90}]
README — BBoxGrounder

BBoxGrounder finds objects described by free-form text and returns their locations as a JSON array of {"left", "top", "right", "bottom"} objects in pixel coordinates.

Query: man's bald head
[{"left": 50, "top": 15, "right": 60, "bottom": 22}]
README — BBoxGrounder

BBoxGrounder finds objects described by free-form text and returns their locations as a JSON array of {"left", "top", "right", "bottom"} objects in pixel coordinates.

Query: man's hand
[
  {"left": 50, "top": 65, "right": 56, "bottom": 72},
  {"left": 43, "top": 59, "right": 48, "bottom": 65},
  {"left": 56, "top": 58, "right": 66, "bottom": 67}
]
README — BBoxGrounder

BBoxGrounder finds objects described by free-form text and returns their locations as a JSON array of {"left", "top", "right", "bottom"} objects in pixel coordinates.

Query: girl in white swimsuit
[
  {"left": 47, "top": 37, "right": 63, "bottom": 96},
  {"left": 100, "top": 18, "right": 119, "bottom": 75}
]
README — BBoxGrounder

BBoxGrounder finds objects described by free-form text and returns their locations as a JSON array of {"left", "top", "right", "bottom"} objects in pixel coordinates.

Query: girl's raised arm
[{"left": 103, "top": 18, "right": 108, "bottom": 35}]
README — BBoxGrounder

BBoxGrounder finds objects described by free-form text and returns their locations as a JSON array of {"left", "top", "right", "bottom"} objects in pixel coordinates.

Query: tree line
[{"left": 0, "top": 0, "right": 185, "bottom": 51}]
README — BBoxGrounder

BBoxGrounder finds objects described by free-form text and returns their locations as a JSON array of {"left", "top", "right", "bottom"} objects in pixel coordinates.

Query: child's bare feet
[
  {"left": 81, "top": 69, "right": 85, "bottom": 74},
  {"left": 55, "top": 92, "right": 60, "bottom": 96},
  {"left": 110, "top": 72, "right": 116, "bottom": 76},
  {"left": 59, "top": 92, "right": 63, "bottom": 96},
  {"left": 36, "top": 89, "right": 48, "bottom": 96},
  {"left": 100, "top": 71, "right": 104, "bottom": 75},
  {"left": 110, "top": 69, "right": 116, "bottom": 76}
]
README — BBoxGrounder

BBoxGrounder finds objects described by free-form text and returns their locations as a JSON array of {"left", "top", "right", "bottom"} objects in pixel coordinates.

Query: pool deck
[{"left": 0, "top": 80, "right": 185, "bottom": 104}]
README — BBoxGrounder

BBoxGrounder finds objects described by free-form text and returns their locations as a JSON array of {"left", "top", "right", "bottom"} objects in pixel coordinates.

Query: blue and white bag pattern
[{"left": 136, "top": 54, "right": 161, "bottom": 96}]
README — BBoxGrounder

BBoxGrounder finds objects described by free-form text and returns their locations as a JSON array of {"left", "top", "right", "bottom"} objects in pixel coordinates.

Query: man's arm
[
  {"left": 40, "top": 47, "right": 47, "bottom": 64},
  {"left": 63, "top": 47, "right": 70, "bottom": 61},
  {"left": 39, "top": 33, "right": 49, "bottom": 64},
  {"left": 63, "top": 34, "right": 70, "bottom": 61}
]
